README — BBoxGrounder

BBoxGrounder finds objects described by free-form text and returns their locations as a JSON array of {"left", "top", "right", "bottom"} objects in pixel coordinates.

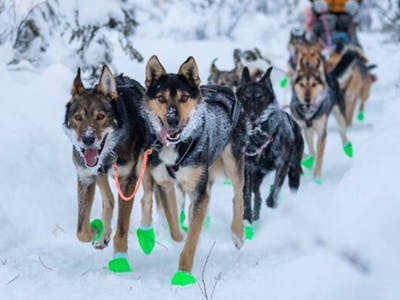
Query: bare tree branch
[
  {"left": 6, "top": 274, "right": 19, "bottom": 285},
  {"left": 38, "top": 256, "right": 53, "bottom": 271}
]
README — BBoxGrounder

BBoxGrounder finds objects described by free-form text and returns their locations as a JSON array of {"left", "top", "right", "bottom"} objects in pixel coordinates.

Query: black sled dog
[{"left": 236, "top": 67, "right": 304, "bottom": 235}]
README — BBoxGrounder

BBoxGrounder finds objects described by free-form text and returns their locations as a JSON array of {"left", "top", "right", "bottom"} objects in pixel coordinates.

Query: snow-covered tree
[
  {"left": 0, "top": 0, "right": 16, "bottom": 44},
  {"left": 7, "top": 0, "right": 142, "bottom": 80}
]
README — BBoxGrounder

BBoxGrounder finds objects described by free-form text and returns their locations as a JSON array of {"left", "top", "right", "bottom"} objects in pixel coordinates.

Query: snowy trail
[{"left": 0, "top": 31, "right": 399, "bottom": 300}]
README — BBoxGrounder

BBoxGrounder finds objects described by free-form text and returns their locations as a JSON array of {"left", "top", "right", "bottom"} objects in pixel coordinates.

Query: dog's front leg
[
  {"left": 178, "top": 171, "right": 209, "bottom": 274},
  {"left": 94, "top": 175, "right": 115, "bottom": 249},
  {"left": 251, "top": 169, "right": 264, "bottom": 221},
  {"left": 222, "top": 147, "right": 245, "bottom": 249},
  {"left": 303, "top": 127, "right": 315, "bottom": 157},
  {"left": 243, "top": 165, "right": 253, "bottom": 224},
  {"left": 140, "top": 169, "right": 154, "bottom": 228},
  {"left": 266, "top": 162, "right": 290, "bottom": 208},
  {"left": 333, "top": 105, "right": 350, "bottom": 146},
  {"left": 113, "top": 174, "right": 136, "bottom": 254},
  {"left": 313, "top": 116, "right": 328, "bottom": 179},
  {"left": 156, "top": 183, "right": 184, "bottom": 242},
  {"left": 76, "top": 177, "right": 96, "bottom": 243}
]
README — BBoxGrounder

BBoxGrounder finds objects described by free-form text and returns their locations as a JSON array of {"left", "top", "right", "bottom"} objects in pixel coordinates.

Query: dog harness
[
  {"left": 150, "top": 85, "right": 241, "bottom": 179},
  {"left": 290, "top": 88, "right": 334, "bottom": 128},
  {"left": 245, "top": 106, "right": 277, "bottom": 157}
]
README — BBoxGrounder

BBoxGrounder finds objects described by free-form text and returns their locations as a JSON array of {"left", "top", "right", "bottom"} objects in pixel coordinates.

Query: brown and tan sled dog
[
  {"left": 64, "top": 66, "right": 149, "bottom": 271},
  {"left": 141, "top": 55, "right": 247, "bottom": 286},
  {"left": 327, "top": 46, "right": 377, "bottom": 125}
]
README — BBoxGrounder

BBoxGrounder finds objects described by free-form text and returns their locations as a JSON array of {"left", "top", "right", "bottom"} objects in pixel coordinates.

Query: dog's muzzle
[{"left": 81, "top": 134, "right": 108, "bottom": 167}]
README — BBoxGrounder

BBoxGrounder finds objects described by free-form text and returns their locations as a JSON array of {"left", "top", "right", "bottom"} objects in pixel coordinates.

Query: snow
[{"left": 1, "top": 4, "right": 400, "bottom": 300}]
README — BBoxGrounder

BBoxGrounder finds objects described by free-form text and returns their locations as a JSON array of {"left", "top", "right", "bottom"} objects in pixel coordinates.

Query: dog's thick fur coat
[
  {"left": 64, "top": 66, "right": 148, "bottom": 254},
  {"left": 142, "top": 55, "right": 247, "bottom": 275},
  {"left": 237, "top": 67, "right": 304, "bottom": 221}
]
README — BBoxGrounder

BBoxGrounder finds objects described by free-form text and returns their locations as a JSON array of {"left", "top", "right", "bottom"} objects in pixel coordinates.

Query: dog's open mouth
[
  {"left": 82, "top": 135, "right": 107, "bottom": 167},
  {"left": 161, "top": 128, "right": 183, "bottom": 145}
]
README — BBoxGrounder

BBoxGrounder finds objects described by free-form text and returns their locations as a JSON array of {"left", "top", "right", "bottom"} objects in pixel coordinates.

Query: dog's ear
[
  {"left": 240, "top": 67, "right": 251, "bottom": 85},
  {"left": 210, "top": 58, "right": 219, "bottom": 75},
  {"left": 261, "top": 66, "right": 273, "bottom": 81},
  {"left": 145, "top": 55, "right": 167, "bottom": 88},
  {"left": 260, "top": 67, "right": 274, "bottom": 91},
  {"left": 233, "top": 48, "right": 242, "bottom": 63},
  {"left": 71, "top": 68, "right": 85, "bottom": 96},
  {"left": 254, "top": 48, "right": 263, "bottom": 59},
  {"left": 178, "top": 56, "right": 201, "bottom": 87},
  {"left": 97, "top": 65, "right": 118, "bottom": 100}
]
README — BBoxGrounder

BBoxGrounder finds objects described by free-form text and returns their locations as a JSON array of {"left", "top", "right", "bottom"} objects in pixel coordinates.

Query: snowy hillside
[{"left": 1, "top": 1, "right": 400, "bottom": 300}]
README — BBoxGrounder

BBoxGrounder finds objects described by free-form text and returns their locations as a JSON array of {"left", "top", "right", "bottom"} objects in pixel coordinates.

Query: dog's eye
[
  {"left": 180, "top": 95, "right": 189, "bottom": 103},
  {"left": 97, "top": 113, "right": 105, "bottom": 121},
  {"left": 156, "top": 95, "right": 167, "bottom": 104},
  {"left": 299, "top": 83, "right": 305, "bottom": 88},
  {"left": 311, "top": 82, "right": 317, "bottom": 87},
  {"left": 74, "top": 114, "right": 82, "bottom": 121}
]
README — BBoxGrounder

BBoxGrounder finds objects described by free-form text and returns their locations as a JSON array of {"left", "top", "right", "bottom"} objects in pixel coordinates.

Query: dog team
[{"left": 63, "top": 1, "right": 376, "bottom": 287}]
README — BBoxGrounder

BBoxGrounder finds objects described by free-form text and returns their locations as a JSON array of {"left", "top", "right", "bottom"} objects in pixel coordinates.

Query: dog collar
[{"left": 149, "top": 135, "right": 196, "bottom": 179}]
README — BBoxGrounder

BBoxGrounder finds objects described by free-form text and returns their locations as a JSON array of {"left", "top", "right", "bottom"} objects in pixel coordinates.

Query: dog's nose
[
  {"left": 167, "top": 107, "right": 180, "bottom": 127},
  {"left": 167, "top": 114, "right": 179, "bottom": 127},
  {"left": 305, "top": 97, "right": 311, "bottom": 104},
  {"left": 82, "top": 135, "right": 95, "bottom": 146}
]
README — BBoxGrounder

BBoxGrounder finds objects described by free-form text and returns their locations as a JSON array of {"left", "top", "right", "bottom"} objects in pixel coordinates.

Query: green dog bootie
[
  {"left": 301, "top": 155, "right": 315, "bottom": 170},
  {"left": 343, "top": 142, "right": 354, "bottom": 158},
  {"left": 203, "top": 215, "right": 211, "bottom": 230},
  {"left": 244, "top": 220, "right": 254, "bottom": 240},
  {"left": 108, "top": 253, "right": 132, "bottom": 273},
  {"left": 179, "top": 210, "right": 189, "bottom": 232},
  {"left": 245, "top": 225, "right": 254, "bottom": 240},
  {"left": 280, "top": 76, "right": 289, "bottom": 89},
  {"left": 180, "top": 210, "right": 186, "bottom": 225},
  {"left": 136, "top": 227, "right": 155, "bottom": 255},
  {"left": 313, "top": 177, "right": 323, "bottom": 186},
  {"left": 224, "top": 179, "right": 232, "bottom": 186},
  {"left": 180, "top": 211, "right": 210, "bottom": 232},
  {"left": 90, "top": 219, "right": 104, "bottom": 242},
  {"left": 171, "top": 271, "right": 197, "bottom": 286},
  {"left": 357, "top": 111, "right": 365, "bottom": 122}
]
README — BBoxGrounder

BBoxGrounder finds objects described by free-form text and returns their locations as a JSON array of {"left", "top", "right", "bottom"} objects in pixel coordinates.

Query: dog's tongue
[
  {"left": 160, "top": 128, "right": 168, "bottom": 146},
  {"left": 84, "top": 148, "right": 99, "bottom": 167}
]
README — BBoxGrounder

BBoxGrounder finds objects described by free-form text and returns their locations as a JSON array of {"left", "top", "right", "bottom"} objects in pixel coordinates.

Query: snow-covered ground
[{"left": 0, "top": 16, "right": 399, "bottom": 300}]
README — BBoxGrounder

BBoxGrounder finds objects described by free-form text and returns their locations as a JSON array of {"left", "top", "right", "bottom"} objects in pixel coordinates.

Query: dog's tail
[
  {"left": 329, "top": 50, "right": 359, "bottom": 83},
  {"left": 287, "top": 114, "right": 304, "bottom": 192}
]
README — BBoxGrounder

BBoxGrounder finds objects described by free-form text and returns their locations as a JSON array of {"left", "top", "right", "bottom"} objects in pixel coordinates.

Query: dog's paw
[
  {"left": 252, "top": 211, "right": 260, "bottom": 221},
  {"left": 266, "top": 194, "right": 278, "bottom": 209},
  {"left": 92, "top": 237, "right": 110, "bottom": 249},
  {"left": 171, "top": 229, "right": 185, "bottom": 243},
  {"left": 231, "top": 222, "right": 245, "bottom": 249},
  {"left": 232, "top": 231, "right": 245, "bottom": 249}
]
